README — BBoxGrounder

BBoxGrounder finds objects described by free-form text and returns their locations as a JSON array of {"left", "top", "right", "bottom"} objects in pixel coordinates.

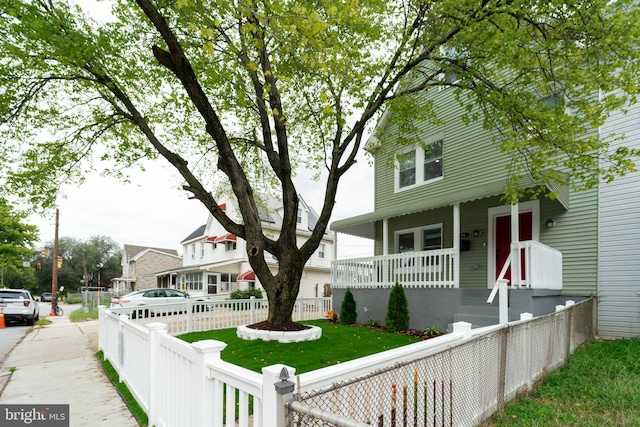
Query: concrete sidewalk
[{"left": 0, "top": 315, "right": 138, "bottom": 426}]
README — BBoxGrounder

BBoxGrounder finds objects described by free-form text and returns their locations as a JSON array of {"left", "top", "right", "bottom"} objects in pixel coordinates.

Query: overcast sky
[
  {"left": 29, "top": 156, "right": 375, "bottom": 258},
  {"left": 27, "top": 0, "right": 376, "bottom": 259}
]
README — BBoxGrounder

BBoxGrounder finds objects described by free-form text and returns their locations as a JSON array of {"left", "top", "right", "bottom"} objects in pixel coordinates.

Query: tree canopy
[
  {"left": 0, "top": 198, "right": 38, "bottom": 273},
  {"left": 1, "top": 0, "right": 639, "bottom": 323},
  {"left": 34, "top": 235, "right": 121, "bottom": 295}
]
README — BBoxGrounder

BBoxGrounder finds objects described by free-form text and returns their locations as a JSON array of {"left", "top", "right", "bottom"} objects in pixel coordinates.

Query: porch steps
[{"left": 449, "top": 289, "right": 499, "bottom": 331}]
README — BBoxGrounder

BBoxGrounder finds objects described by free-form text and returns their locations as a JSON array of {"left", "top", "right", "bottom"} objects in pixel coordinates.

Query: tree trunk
[{"left": 261, "top": 262, "right": 303, "bottom": 324}]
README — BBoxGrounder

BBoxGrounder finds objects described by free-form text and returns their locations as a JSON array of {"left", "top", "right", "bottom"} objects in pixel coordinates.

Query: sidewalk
[{"left": 0, "top": 314, "right": 138, "bottom": 426}]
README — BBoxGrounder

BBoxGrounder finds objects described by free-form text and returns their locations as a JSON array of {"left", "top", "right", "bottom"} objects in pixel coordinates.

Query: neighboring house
[
  {"left": 112, "top": 245, "right": 182, "bottom": 295},
  {"left": 155, "top": 195, "right": 333, "bottom": 299},
  {"left": 330, "top": 86, "right": 640, "bottom": 337}
]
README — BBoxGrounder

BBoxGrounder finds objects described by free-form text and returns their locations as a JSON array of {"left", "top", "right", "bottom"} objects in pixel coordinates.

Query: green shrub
[
  {"left": 386, "top": 282, "right": 409, "bottom": 332},
  {"left": 229, "top": 288, "right": 263, "bottom": 300},
  {"left": 340, "top": 288, "right": 357, "bottom": 325}
]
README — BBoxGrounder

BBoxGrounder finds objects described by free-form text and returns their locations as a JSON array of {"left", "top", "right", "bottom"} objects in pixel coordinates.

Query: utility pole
[{"left": 51, "top": 209, "right": 59, "bottom": 316}]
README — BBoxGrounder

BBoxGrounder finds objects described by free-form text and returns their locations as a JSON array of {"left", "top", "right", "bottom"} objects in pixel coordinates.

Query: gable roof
[
  {"left": 123, "top": 244, "right": 179, "bottom": 259},
  {"left": 181, "top": 224, "right": 207, "bottom": 243}
]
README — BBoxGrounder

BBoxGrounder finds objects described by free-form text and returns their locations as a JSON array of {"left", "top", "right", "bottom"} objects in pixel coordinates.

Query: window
[
  {"left": 297, "top": 209, "right": 302, "bottom": 224},
  {"left": 396, "top": 225, "right": 443, "bottom": 253},
  {"left": 423, "top": 139, "right": 443, "bottom": 182},
  {"left": 318, "top": 244, "right": 326, "bottom": 259},
  {"left": 398, "top": 150, "right": 416, "bottom": 188},
  {"left": 200, "top": 242, "right": 204, "bottom": 258},
  {"left": 183, "top": 273, "right": 203, "bottom": 291},
  {"left": 226, "top": 241, "right": 237, "bottom": 251},
  {"left": 191, "top": 243, "right": 195, "bottom": 259},
  {"left": 396, "top": 137, "right": 443, "bottom": 191},
  {"left": 207, "top": 275, "right": 218, "bottom": 294}
]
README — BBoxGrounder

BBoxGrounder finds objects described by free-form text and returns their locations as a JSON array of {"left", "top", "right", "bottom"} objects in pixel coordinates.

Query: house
[
  {"left": 155, "top": 195, "right": 333, "bottom": 298},
  {"left": 111, "top": 245, "right": 182, "bottom": 295},
  {"left": 330, "top": 85, "right": 640, "bottom": 337}
]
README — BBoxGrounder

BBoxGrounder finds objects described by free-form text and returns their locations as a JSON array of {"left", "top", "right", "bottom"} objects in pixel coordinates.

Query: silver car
[{"left": 110, "top": 288, "right": 192, "bottom": 318}]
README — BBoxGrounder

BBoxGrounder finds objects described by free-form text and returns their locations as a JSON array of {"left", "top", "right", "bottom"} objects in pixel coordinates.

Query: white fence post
[
  {"left": 263, "top": 364, "right": 296, "bottom": 426},
  {"left": 498, "top": 279, "right": 509, "bottom": 324},
  {"left": 192, "top": 340, "right": 227, "bottom": 427},
  {"left": 147, "top": 322, "right": 168, "bottom": 427},
  {"left": 187, "top": 298, "right": 193, "bottom": 332},
  {"left": 250, "top": 296, "right": 256, "bottom": 324}
]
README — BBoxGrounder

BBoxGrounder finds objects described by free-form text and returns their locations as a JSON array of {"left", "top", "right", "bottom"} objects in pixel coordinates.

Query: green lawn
[
  {"left": 178, "top": 319, "right": 421, "bottom": 374},
  {"left": 484, "top": 338, "right": 640, "bottom": 426}
]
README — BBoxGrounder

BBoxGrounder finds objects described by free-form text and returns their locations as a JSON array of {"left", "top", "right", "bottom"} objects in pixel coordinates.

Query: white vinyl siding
[{"left": 598, "top": 97, "right": 640, "bottom": 338}]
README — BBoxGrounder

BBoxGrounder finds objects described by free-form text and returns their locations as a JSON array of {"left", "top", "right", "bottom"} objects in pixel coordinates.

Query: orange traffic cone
[{"left": 0, "top": 308, "right": 5, "bottom": 329}]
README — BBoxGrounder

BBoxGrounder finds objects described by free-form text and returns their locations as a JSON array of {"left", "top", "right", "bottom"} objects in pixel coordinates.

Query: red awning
[
  {"left": 205, "top": 236, "right": 217, "bottom": 243},
  {"left": 237, "top": 270, "right": 256, "bottom": 281},
  {"left": 214, "top": 233, "right": 237, "bottom": 243}
]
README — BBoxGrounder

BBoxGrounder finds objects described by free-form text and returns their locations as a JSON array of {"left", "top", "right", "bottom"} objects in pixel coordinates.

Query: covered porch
[{"left": 331, "top": 197, "right": 564, "bottom": 292}]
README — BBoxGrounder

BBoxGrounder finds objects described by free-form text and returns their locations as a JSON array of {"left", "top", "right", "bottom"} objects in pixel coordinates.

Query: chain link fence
[{"left": 288, "top": 299, "right": 595, "bottom": 427}]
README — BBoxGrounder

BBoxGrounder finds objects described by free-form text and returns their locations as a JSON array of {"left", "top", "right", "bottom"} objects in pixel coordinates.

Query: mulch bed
[{"left": 247, "top": 321, "right": 311, "bottom": 332}]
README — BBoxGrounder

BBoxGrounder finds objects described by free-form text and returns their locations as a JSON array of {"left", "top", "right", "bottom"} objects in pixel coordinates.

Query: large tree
[
  {"left": 1, "top": 0, "right": 639, "bottom": 324},
  {"left": 35, "top": 235, "right": 121, "bottom": 294},
  {"left": 0, "top": 198, "right": 38, "bottom": 276}
]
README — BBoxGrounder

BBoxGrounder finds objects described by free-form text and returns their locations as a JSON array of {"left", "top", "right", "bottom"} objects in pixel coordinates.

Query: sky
[
  {"left": 29, "top": 156, "right": 375, "bottom": 259},
  {"left": 26, "top": 0, "right": 377, "bottom": 259}
]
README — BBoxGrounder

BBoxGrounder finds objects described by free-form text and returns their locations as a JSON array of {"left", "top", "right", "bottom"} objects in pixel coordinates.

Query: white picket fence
[{"left": 99, "top": 297, "right": 595, "bottom": 427}]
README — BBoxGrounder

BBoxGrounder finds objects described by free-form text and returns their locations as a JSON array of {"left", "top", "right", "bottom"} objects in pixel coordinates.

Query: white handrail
[{"left": 487, "top": 253, "right": 511, "bottom": 304}]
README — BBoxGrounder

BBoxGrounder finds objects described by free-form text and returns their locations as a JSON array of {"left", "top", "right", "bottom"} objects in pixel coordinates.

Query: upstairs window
[
  {"left": 396, "top": 137, "right": 444, "bottom": 191},
  {"left": 318, "top": 244, "right": 326, "bottom": 259},
  {"left": 297, "top": 209, "right": 302, "bottom": 224},
  {"left": 398, "top": 150, "right": 416, "bottom": 188},
  {"left": 423, "top": 139, "right": 443, "bottom": 182}
]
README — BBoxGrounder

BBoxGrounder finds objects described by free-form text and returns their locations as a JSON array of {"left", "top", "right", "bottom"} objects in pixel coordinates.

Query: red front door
[{"left": 495, "top": 212, "right": 532, "bottom": 283}]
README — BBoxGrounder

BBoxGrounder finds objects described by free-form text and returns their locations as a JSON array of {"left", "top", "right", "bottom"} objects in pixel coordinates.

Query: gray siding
[{"left": 598, "top": 100, "right": 640, "bottom": 337}]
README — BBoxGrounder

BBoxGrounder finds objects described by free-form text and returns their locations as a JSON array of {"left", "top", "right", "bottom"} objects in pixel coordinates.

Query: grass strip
[
  {"left": 178, "top": 319, "right": 421, "bottom": 374},
  {"left": 96, "top": 350, "right": 149, "bottom": 427},
  {"left": 485, "top": 338, "right": 640, "bottom": 426},
  {"left": 69, "top": 308, "right": 100, "bottom": 322}
]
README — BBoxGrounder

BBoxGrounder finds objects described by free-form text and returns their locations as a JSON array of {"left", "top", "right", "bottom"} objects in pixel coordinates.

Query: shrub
[
  {"left": 386, "top": 282, "right": 409, "bottom": 332},
  {"left": 325, "top": 310, "right": 339, "bottom": 323},
  {"left": 229, "top": 288, "right": 263, "bottom": 300},
  {"left": 340, "top": 288, "right": 357, "bottom": 325}
]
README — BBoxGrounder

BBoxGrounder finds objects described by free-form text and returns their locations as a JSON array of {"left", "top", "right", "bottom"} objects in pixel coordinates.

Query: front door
[{"left": 495, "top": 212, "right": 532, "bottom": 284}]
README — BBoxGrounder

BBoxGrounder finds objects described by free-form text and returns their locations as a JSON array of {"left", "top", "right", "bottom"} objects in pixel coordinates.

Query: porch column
[
  {"left": 453, "top": 203, "right": 460, "bottom": 288},
  {"left": 382, "top": 218, "right": 389, "bottom": 255},
  {"left": 510, "top": 202, "right": 520, "bottom": 286},
  {"left": 382, "top": 218, "right": 389, "bottom": 286}
]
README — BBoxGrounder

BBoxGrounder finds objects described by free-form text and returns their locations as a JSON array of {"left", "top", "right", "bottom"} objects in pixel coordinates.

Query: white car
[
  {"left": 110, "top": 288, "right": 198, "bottom": 318},
  {"left": 0, "top": 289, "right": 40, "bottom": 325}
]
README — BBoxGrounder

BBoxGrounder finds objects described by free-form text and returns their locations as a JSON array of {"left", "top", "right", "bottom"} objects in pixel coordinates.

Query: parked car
[
  {"left": 40, "top": 292, "right": 52, "bottom": 302},
  {"left": 0, "top": 289, "right": 40, "bottom": 325},
  {"left": 110, "top": 288, "right": 205, "bottom": 318}
]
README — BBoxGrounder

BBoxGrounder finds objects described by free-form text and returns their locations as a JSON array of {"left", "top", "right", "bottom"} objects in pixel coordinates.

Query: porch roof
[{"left": 331, "top": 179, "right": 569, "bottom": 239}]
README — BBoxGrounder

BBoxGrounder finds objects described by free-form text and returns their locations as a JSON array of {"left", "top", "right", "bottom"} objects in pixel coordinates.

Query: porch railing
[
  {"left": 332, "top": 248, "right": 458, "bottom": 289},
  {"left": 510, "top": 240, "right": 562, "bottom": 289}
]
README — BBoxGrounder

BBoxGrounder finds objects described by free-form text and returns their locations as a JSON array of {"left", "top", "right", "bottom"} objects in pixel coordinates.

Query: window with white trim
[
  {"left": 396, "top": 137, "right": 443, "bottom": 191},
  {"left": 396, "top": 225, "right": 442, "bottom": 253},
  {"left": 318, "top": 244, "right": 326, "bottom": 259},
  {"left": 395, "top": 224, "right": 443, "bottom": 268}
]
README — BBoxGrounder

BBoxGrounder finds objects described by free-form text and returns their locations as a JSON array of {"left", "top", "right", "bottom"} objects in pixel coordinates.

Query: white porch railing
[
  {"left": 332, "top": 248, "right": 458, "bottom": 289},
  {"left": 510, "top": 240, "right": 562, "bottom": 289}
]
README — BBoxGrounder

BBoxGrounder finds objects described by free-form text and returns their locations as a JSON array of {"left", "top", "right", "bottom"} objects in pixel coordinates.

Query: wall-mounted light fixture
[
  {"left": 546, "top": 219, "right": 556, "bottom": 228},
  {"left": 473, "top": 229, "right": 481, "bottom": 237}
]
